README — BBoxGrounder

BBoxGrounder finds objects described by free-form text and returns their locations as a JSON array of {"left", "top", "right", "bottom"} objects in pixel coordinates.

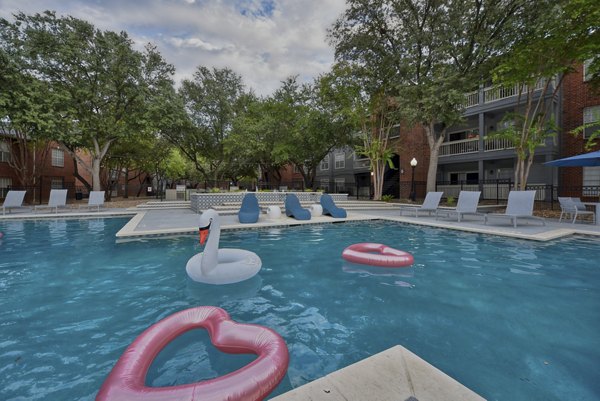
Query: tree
[
  {"left": 329, "top": 0, "right": 533, "bottom": 192},
  {"left": 491, "top": 0, "right": 600, "bottom": 188},
  {"left": 1, "top": 11, "right": 175, "bottom": 191},
  {"left": 177, "top": 66, "right": 247, "bottom": 182}
]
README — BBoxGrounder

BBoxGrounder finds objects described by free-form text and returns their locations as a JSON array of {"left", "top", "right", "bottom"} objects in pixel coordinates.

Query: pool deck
[{"left": 2, "top": 203, "right": 599, "bottom": 401}]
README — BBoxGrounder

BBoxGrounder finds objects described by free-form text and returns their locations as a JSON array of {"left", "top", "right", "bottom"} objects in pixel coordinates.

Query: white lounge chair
[
  {"left": 558, "top": 197, "right": 595, "bottom": 224},
  {"left": 34, "top": 189, "right": 69, "bottom": 214},
  {"left": 435, "top": 191, "right": 482, "bottom": 222},
  {"left": 80, "top": 191, "right": 105, "bottom": 212},
  {"left": 399, "top": 192, "right": 443, "bottom": 217},
  {"left": 484, "top": 190, "right": 545, "bottom": 228},
  {"left": 2, "top": 190, "right": 27, "bottom": 215}
]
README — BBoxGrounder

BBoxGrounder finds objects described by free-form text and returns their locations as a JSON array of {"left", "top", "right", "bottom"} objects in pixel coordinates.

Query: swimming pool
[{"left": 1, "top": 218, "right": 599, "bottom": 400}]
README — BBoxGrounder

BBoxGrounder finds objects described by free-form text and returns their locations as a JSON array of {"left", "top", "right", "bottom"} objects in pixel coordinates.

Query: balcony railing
[
  {"left": 484, "top": 137, "right": 514, "bottom": 152},
  {"left": 463, "top": 79, "right": 550, "bottom": 108},
  {"left": 439, "top": 138, "right": 479, "bottom": 157},
  {"left": 354, "top": 158, "right": 370, "bottom": 169}
]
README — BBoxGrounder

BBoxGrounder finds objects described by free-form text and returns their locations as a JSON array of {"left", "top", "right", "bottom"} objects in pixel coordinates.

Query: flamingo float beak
[{"left": 198, "top": 222, "right": 211, "bottom": 245}]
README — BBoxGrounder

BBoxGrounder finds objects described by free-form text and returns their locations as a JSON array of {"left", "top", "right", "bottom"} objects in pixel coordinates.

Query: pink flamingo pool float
[{"left": 342, "top": 243, "right": 414, "bottom": 267}]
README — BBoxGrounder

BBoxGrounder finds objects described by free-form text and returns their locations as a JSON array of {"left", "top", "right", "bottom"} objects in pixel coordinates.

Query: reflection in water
[
  {"left": 342, "top": 262, "right": 414, "bottom": 287},
  {"left": 185, "top": 274, "right": 263, "bottom": 304}
]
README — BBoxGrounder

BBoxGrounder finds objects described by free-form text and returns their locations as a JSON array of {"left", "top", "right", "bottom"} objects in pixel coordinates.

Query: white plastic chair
[
  {"left": 80, "top": 191, "right": 105, "bottom": 212},
  {"left": 34, "top": 189, "right": 69, "bottom": 214},
  {"left": 2, "top": 190, "right": 27, "bottom": 215},
  {"left": 399, "top": 192, "right": 443, "bottom": 217},
  {"left": 558, "top": 197, "right": 595, "bottom": 224},
  {"left": 484, "top": 190, "right": 545, "bottom": 228},
  {"left": 436, "top": 191, "right": 482, "bottom": 222}
]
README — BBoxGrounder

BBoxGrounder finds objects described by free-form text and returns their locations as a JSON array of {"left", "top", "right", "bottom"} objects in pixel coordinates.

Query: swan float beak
[{"left": 199, "top": 222, "right": 211, "bottom": 245}]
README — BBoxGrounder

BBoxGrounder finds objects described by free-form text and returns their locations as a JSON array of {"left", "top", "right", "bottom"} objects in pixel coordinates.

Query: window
[
  {"left": 583, "top": 105, "right": 600, "bottom": 138},
  {"left": 334, "top": 153, "right": 345, "bottom": 169},
  {"left": 583, "top": 166, "right": 600, "bottom": 196},
  {"left": 0, "top": 141, "right": 10, "bottom": 163},
  {"left": 51, "top": 148, "right": 64, "bottom": 167},
  {"left": 0, "top": 177, "right": 11, "bottom": 198},
  {"left": 50, "top": 177, "right": 63, "bottom": 189},
  {"left": 447, "top": 128, "right": 479, "bottom": 142},
  {"left": 583, "top": 59, "right": 593, "bottom": 82},
  {"left": 320, "top": 157, "right": 329, "bottom": 171},
  {"left": 389, "top": 125, "right": 400, "bottom": 139},
  {"left": 320, "top": 178, "right": 330, "bottom": 192},
  {"left": 335, "top": 178, "right": 345, "bottom": 193}
]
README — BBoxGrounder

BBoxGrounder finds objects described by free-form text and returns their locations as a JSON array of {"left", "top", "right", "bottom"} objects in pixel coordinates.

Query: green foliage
[
  {"left": 381, "top": 194, "right": 394, "bottom": 202},
  {"left": 446, "top": 196, "right": 456, "bottom": 206}
]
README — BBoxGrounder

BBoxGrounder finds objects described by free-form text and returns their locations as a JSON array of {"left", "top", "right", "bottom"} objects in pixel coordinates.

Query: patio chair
[
  {"left": 2, "top": 190, "right": 27, "bottom": 215},
  {"left": 399, "top": 192, "right": 443, "bottom": 217},
  {"left": 80, "top": 191, "right": 105, "bottom": 212},
  {"left": 320, "top": 193, "right": 347, "bottom": 218},
  {"left": 435, "top": 191, "right": 482, "bottom": 222},
  {"left": 558, "top": 197, "right": 595, "bottom": 224},
  {"left": 284, "top": 194, "right": 311, "bottom": 220},
  {"left": 34, "top": 189, "right": 69, "bottom": 214},
  {"left": 238, "top": 193, "right": 260, "bottom": 223},
  {"left": 484, "top": 190, "right": 545, "bottom": 228}
]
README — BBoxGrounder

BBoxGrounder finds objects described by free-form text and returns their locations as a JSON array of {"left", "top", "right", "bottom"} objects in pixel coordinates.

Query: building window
[
  {"left": 51, "top": 148, "right": 64, "bottom": 167},
  {"left": 583, "top": 106, "right": 600, "bottom": 138},
  {"left": 583, "top": 59, "right": 593, "bottom": 82},
  {"left": 320, "top": 157, "right": 329, "bottom": 171},
  {"left": 0, "top": 177, "right": 11, "bottom": 198},
  {"left": 50, "top": 177, "right": 64, "bottom": 189},
  {"left": 447, "top": 128, "right": 479, "bottom": 142},
  {"left": 389, "top": 125, "right": 400, "bottom": 139},
  {"left": 335, "top": 178, "right": 345, "bottom": 193},
  {"left": 320, "top": 178, "right": 330, "bottom": 192},
  {"left": 0, "top": 141, "right": 10, "bottom": 163},
  {"left": 334, "top": 153, "right": 345, "bottom": 169}
]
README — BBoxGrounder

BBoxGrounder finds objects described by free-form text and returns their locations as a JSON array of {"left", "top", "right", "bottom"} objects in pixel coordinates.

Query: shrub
[
  {"left": 381, "top": 194, "right": 394, "bottom": 202},
  {"left": 446, "top": 195, "right": 456, "bottom": 206}
]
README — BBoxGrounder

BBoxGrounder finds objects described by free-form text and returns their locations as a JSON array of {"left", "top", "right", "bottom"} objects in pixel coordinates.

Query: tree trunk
[
  {"left": 92, "top": 157, "right": 102, "bottom": 191},
  {"left": 424, "top": 123, "right": 445, "bottom": 194}
]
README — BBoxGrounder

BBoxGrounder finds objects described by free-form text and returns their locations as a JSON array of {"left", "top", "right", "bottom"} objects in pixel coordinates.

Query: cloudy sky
[{"left": 0, "top": 0, "right": 347, "bottom": 95}]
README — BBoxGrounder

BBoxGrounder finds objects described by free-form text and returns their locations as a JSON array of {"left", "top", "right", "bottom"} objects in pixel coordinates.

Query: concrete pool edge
[{"left": 270, "top": 345, "right": 485, "bottom": 401}]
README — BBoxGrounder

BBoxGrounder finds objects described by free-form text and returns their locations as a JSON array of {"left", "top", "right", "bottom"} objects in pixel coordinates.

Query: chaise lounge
[
  {"left": 238, "top": 193, "right": 260, "bottom": 224},
  {"left": 484, "top": 190, "right": 545, "bottom": 228},
  {"left": 79, "top": 191, "right": 106, "bottom": 212},
  {"left": 399, "top": 192, "right": 443, "bottom": 217},
  {"left": 2, "top": 190, "right": 27, "bottom": 215},
  {"left": 320, "top": 194, "right": 347, "bottom": 218},
  {"left": 34, "top": 189, "right": 69, "bottom": 214},
  {"left": 285, "top": 194, "right": 311, "bottom": 220},
  {"left": 435, "top": 191, "right": 481, "bottom": 222}
]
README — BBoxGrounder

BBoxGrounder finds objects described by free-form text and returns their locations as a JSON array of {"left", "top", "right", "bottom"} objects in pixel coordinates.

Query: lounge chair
[
  {"left": 484, "top": 190, "right": 545, "bottom": 228},
  {"left": 80, "top": 191, "right": 105, "bottom": 212},
  {"left": 2, "top": 190, "right": 27, "bottom": 215},
  {"left": 435, "top": 191, "right": 482, "bottom": 222},
  {"left": 34, "top": 189, "right": 69, "bottom": 214},
  {"left": 399, "top": 192, "right": 443, "bottom": 217},
  {"left": 238, "top": 193, "right": 260, "bottom": 223},
  {"left": 320, "top": 193, "right": 347, "bottom": 218},
  {"left": 558, "top": 197, "right": 595, "bottom": 224},
  {"left": 284, "top": 194, "right": 311, "bottom": 220}
]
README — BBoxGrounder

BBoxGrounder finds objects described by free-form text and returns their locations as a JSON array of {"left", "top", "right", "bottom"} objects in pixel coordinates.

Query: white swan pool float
[{"left": 186, "top": 209, "right": 262, "bottom": 284}]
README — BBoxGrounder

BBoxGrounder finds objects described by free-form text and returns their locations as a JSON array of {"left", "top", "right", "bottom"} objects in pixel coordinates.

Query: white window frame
[
  {"left": 334, "top": 177, "right": 345, "bottom": 193},
  {"left": 583, "top": 105, "right": 600, "bottom": 138},
  {"left": 334, "top": 153, "right": 345, "bottom": 169},
  {"left": 320, "top": 178, "right": 330, "bottom": 191},
  {"left": 50, "top": 177, "right": 63, "bottom": 189},
  {"left": 388, "top": 124, "right": 400, "bottom": 139},
  {"left": 51, "top": 148, "right": 64, "bottom": 167},
  {"left": 0, "top": 141, "right": 10, "bottom": 163},
  {"left": 320, "top": 158, "right": 329, "bottom": 171},
  {"left": 0, "top": 177, "right": 11, "bottom": 198}
]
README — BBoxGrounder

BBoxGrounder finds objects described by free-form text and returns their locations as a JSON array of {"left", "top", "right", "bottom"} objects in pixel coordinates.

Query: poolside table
[{"left": 583, "top": 202, "right": 600, "bottom": 225}]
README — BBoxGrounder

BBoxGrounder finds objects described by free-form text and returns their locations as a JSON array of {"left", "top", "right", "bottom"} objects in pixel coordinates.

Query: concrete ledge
[{"left": 271, "top": 345, "right": 485, "bottom": 401}]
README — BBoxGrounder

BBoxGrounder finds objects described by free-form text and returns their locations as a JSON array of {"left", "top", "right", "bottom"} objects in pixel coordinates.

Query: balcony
[
  {"left": 354, "top": 158, "right": 370, "bottom": 169},
  {"left": 440, "top": 136, "right": 514, "bottom": 157},
  {"left": 464, "top": 79, "right": 550, "bottom": 108}
]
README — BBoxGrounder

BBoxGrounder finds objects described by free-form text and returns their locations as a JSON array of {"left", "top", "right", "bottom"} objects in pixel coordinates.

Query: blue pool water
[{"left": 0, "top": 218, "right": 599, "bottom": 401}]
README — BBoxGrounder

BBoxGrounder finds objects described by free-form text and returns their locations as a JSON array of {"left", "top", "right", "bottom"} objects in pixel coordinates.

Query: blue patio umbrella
[{"left": 544, "top": 150, "right": 600, "bottom": 167}]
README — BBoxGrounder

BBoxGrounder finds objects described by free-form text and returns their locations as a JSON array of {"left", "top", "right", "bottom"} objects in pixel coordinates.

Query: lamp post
[{"left": 409, "top": 158, "right": 417, "bottom": 201}]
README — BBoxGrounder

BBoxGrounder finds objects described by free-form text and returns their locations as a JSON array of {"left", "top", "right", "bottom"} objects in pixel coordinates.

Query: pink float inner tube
[
  {"left": 96, "top": 306, "right": 289, "bottom": 401},
  {"left": 342, "top": 242, "right": 414, "bottom": 267}
]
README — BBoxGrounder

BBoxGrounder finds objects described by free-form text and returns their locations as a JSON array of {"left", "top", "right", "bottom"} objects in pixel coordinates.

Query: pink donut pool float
[
  {"left": 342, "top": 243, "right": 414, "bottom": 267},
  {"left": 96, "top": 306, "right": 289, "bottom": 401}
]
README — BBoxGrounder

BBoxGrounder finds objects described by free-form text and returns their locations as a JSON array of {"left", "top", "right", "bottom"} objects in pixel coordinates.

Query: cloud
[{"left": 0, "top": 0, "right": 347, "bottom": 95}]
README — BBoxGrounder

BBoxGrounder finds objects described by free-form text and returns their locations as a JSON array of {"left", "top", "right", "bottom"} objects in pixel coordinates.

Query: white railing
[
  {"left": 483, "top": 79, "right": 548, "bottom": 103},
  {"left": 484, "top": 137, "right": 514, "bottom": 152},
  {"left": 439, "top": 138, "right": 479, "bottom": 157},
  {"left": 354, "top": 159, "right": 370, "bottom": 169},
  {"left": 462, "top": 91, "right": 479, "bottom": 108}
]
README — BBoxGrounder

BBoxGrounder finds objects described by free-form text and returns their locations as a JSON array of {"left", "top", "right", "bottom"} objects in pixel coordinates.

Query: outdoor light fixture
[{"left": 410, "top": 158, "right": 417, "bottom": 201}]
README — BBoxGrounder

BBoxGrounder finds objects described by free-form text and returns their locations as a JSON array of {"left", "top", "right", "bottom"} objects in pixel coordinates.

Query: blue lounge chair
[
  {"left": 320, "top": 193, "right": 347, "bottom": 218},
  {"left": 238, "top": 193, "right": 260, "bottom": 223},
  {"left": 285, "top": 194, "right": 311, "bottom": 220}
]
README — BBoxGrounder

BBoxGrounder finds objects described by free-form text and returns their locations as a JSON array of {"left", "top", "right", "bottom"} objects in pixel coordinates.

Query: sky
[{"left": 0, "top": 0, "right": 347, "bottom": 95}]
